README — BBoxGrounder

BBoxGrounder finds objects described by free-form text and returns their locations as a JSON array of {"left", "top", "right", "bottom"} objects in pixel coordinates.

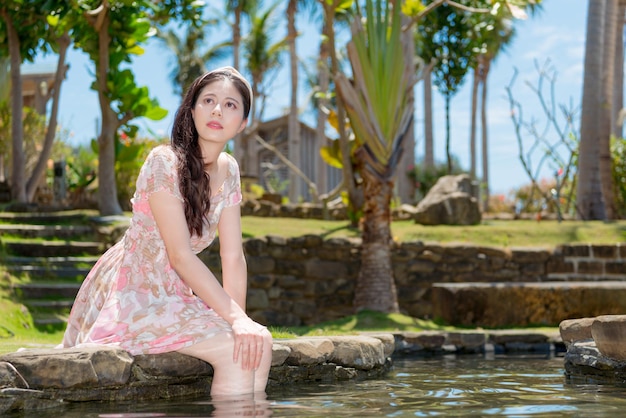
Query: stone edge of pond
[{"left": 0, "top": 330, "right": 563, "bottom": 414}]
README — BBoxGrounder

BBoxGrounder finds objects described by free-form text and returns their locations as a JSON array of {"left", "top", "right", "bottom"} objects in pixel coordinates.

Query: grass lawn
[{"left": 242, "top": 217, "right": 626, "bottom": 247}]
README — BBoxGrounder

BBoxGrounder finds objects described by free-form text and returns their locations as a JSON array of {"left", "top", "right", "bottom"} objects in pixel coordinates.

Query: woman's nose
[{"left": 211, "top": 104, "right": 222, "bottom": 116}]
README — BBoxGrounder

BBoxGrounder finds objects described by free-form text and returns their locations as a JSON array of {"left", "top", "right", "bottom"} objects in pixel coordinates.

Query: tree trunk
[
  {"left": 469, "top": 66, "right": 479, "bottom": 179},
  {"left": 600, "top": 0, "right": 617, "bottom": 219},
  {"left": 423, "top": 65, "right": 434, "bottom": 170},
  {"left": 26, "top": 32, "right": 70, "bottom": 202},
  {"left": 233, "top": 5, "right": 244, "bottom": 170},
  {"left": 95, "top": 5, "right": 123, "bottom": 216},
  {"left": 5, "top": 12, "right": 26, "bottom": 203},
  {"left": 316, "top": 21, "right": 330, "bottom": 196},
  {"left": 287, "top": 0, "right": 301, "bottom": 202},
  {"left": 353, "top": 166, "right": 398, "bottom": 313},
  {"left": 612, "top": 2, "right": 625, "bottom": 138},
  {"left": 445, "top": 94, "right": 452, "bottom": 173},
  {"left": 480, "top": 57, "right": 491, "bottom": 213},
  {"left": 577, "top": 0, "right": 606, "bottom": 220}
]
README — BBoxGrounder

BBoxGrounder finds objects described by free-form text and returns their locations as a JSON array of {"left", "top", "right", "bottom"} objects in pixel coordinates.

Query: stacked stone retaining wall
[{"left": 198, "top": 239, "right": 626, "bottom": 327}]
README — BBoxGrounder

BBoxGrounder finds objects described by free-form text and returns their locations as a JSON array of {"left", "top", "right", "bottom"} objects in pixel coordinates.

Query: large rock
[
  {"left": 414, "top": 174, "right": 481, "bottom": 225},
  {"left": 591, "top": 315, "right": 626, "bottom": 361}
]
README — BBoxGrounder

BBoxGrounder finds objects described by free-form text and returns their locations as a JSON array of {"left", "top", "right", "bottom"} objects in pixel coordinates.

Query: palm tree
[
  {"left": 226, "top": 0, "right": 257, "bottom": 167},
  {"left": 469, "top": 12, "right": 515, "bottom": 211},
  {"left": 577, "top": 0, "right": 607, "bottom": 219},
  {"left": 319, "top": 0, "right": 365, "bottom": 225},
  {"left": 285, "top": 0, "right": 318, "bottom": 201},
  {"left": 599, "top": 0, "right": 618, "bottom": 219},
  {"left": 612, "top": 1, "right": 625, "bottom": 139},
  {"left": 241, "top": 1, "right": 288, "bottom": 174},
  {"left": 335, "top": 0, "right": 414, "bottom": 312},
  {"left": 157, "top": 23, "right": 231, "bottom": 98}
]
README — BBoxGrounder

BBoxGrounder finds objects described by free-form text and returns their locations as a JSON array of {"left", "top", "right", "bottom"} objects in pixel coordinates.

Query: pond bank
[{"left": 0, "top": 329, "right": 562, "bottom": 414}]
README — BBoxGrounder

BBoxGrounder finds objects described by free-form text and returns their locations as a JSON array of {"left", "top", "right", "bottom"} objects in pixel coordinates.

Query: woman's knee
[{"left": 261, "top": 328, "right": 273, "bottom": 350}]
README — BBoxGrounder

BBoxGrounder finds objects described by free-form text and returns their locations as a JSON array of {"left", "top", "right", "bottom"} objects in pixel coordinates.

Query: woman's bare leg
[{"left": 177, "top": 328, "right": 273, "bottom": 396}]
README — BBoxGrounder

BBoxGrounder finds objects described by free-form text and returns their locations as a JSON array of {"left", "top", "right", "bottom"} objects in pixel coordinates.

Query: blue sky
[{"left": 32, "top": 0, "right": 588, "bottom": 196}]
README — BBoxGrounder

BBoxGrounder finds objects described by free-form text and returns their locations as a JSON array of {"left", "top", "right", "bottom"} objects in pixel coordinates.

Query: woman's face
[{"left": 191, "top": 78, "right": 247, "bottom": 146}]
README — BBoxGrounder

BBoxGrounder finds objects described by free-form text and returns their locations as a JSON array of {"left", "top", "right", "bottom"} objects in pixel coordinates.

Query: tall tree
[
  {"left": 226, "top": 0, "right": 257, "bottom": 166},
  {"left": 417, "top": 3, "right": 474, "bottom": 173},
  {"left": 286, "top": 0, "right": 301, "bottom": 201},
  {"left": 599, "top": 0, "right": 618, "bottom": 219},
  {"left": 335, "top": 0, "right": 414, "bottom": 312},
  {"left": 0, "top": 0, "right": 71, "bottom": 204},
  {"left": 241, "top": 1, "right": 288, "bottom": 174},
  {"left": 468, "top": 1, "right": 540, "bottom": 211},
  {"left": 285, "top": 0, "right": 319, "bottom": 202},
  {"left": 577, "top": 0, "right": 607, "bottom": 219},
  {"left": 68, "top": 0, "right": 201, "bottom": 216}
]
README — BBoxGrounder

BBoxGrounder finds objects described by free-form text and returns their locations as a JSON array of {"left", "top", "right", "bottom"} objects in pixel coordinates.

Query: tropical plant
[
  {"left": 240, "top": 1, "right": 289, "bottom": 176},
  {"left": 157, "top": 21, "right": 232, "bottom": 98},
  {"left": 0, "top": 0, "right": 71, "bottom": 204},
  {"left": 334, "top": 0, "right": 414, "bottom": 312},
  {"left": 66, "top": 0, "right": 202, "bottom": 216},
  {"left": 225, "top": 0, "right": 257, "bottom": 166},
  {"left": 285, "top": 0, "right": 319, "bottom": 202},
  {"left": 318, "top": 0, "right": 364, "bottom": 226},
  {"left": 611, "top": 136, "right": 626, "bottom": 219},
  {"left": 415, "top": 2, "right": 475, "bottom": 174}
]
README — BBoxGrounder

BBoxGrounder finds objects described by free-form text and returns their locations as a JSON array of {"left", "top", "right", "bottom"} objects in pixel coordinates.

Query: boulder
[
  {"left": 414, "top": 174, "right": 481, "bottom": 225},
  {"left": 591, "top": 315, "right": 626, "bottom": 361}
]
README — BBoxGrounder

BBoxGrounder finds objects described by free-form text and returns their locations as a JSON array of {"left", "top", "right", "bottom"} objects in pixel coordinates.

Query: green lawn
[{"left": 242, "top": 217, "right": 626, "bottom": 247}]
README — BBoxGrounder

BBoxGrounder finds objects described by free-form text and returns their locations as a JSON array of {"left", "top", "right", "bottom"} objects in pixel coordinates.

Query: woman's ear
[{"left": 237, "top": 118, "right": 248, "bottom": 133}]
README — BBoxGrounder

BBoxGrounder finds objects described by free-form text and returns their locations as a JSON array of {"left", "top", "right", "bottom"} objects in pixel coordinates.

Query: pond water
[{"left": 32, "top": 354, "right": 626, "bottom": 417}]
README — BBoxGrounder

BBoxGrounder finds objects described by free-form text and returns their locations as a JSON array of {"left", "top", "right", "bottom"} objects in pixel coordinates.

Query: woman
[{"left": 61, "top": 67, "right": 273, "bottom": 397}]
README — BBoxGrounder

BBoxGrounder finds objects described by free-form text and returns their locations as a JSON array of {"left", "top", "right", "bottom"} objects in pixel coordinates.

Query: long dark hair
[{"left": 170, "top": 67, "right": 252, "bottom": 236}]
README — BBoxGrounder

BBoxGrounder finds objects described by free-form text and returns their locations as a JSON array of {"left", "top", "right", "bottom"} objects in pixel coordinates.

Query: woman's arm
[
  {"left": 149, "top": 189, "right": 264, "bottom": 370},
  {"left": 217, "top": 203, "right": 247, "bottom": 310},
  {"left": 149, "top": 190, "right": 247, "bottom": 324}
]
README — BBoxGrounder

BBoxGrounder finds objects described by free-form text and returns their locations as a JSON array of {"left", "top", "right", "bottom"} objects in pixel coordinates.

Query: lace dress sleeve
[
  {"left": 222, "top": 153, "right": 243, "bottom": 208},
  {"left": 136, "top": 145, "right": 184, "bottom": 202}
]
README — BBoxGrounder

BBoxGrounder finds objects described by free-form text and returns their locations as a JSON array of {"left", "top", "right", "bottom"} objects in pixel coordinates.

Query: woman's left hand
[{"left": 231, "top": 317, "right": 268, "bottom": 371}]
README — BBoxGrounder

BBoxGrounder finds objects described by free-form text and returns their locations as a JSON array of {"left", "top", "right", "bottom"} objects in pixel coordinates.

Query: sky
[{"left": 30, "top": 0, "right": 588, "bottom": 196}]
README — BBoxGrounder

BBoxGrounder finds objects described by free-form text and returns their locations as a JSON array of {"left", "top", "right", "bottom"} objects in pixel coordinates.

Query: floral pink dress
[{"left": 61, "top": 145, "right": 242, "bottom": 355}]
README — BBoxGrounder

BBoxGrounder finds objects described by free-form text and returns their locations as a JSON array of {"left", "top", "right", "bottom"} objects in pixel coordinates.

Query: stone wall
[{"left": 199, "top": 239, "right": 626, "bottom": 327}]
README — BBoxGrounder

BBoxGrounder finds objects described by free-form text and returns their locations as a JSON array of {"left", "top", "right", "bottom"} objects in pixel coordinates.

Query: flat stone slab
[{"left": 432, "top": 281, "right": 626, "bottom": 327}]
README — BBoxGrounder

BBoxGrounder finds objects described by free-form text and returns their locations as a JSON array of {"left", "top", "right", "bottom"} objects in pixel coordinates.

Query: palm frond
[{"left": 336, "top": 0, "right": 413, "bottom": 180}]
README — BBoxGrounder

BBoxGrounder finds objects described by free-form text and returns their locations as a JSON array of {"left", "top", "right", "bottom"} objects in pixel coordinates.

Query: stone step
[
  {"left": 34, "top": 317, "right": 67, "bottom": 327},
  {"left": 431, "top": 281, "right": 626, "bottom": 328},
  {"left": 6, "top": 264, "right": 91, "bottom": 281},
  {"left": 3, "top": 240, "right": 104, "bottom": 257},
  {"left": 0, "top": 210, "right": 98, "bottom": 224},
  {"left": 14, "top": 282, "right": 82, "bottom": 299},
  {"left": 4, "top": 255, "right": 99, "bottom": 267},
  {"left": 24, "top": 299, "right": 75, "bottom": 309},
  {"left": 0, "top": 224, "right": 95, "bottom": 239}
]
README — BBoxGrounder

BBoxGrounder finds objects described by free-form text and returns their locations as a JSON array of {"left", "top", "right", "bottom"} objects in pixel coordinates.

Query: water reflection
[{"left": 31, "top": 354, "right": 626, "bottom": 417}]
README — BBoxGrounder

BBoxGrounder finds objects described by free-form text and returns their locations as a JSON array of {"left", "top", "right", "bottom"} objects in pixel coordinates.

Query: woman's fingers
[{"left": 233, "top": 325, "right": 266, "bottom": 370}]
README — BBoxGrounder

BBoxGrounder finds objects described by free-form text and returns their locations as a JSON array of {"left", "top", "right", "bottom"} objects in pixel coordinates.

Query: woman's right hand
[{"left": 231, "top": 317, "right": 269, "bottom": 371}]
